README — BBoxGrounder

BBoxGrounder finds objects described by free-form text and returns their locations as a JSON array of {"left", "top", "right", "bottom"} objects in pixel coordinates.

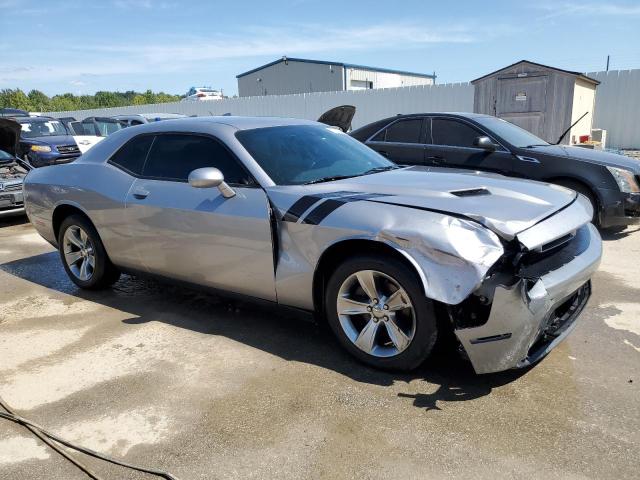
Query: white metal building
[{"left": 236, "top": 57, "right": 436, "bottom": 97}]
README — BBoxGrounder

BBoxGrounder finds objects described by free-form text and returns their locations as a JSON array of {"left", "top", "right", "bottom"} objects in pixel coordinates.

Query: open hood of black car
[
  {"left": 317, "top": 105, "right": 356, "bottom": 133},
  {"left": 0, "top": 118, "right": 21, "bottom": 156}
]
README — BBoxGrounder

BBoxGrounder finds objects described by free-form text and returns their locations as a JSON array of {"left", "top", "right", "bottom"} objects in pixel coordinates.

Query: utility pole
[{"left": 606, "top": 55, "right": 610, "bottom": 72}]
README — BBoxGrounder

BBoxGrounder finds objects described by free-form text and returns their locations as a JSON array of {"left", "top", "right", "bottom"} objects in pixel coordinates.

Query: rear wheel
[
  {"left": 554, "top": 179, "right": 599, "bottom": 227},
  {"left": 325, "top": 254, "right": 437, "bottom": 371},
  {"left": 58, "top": 214, "right": 120, "bottom": 289}
]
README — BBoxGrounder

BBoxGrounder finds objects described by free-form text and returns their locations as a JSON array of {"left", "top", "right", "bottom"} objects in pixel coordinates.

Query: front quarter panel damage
[{"left": 268, "top": 191, "right": 505, "bottom": 310}]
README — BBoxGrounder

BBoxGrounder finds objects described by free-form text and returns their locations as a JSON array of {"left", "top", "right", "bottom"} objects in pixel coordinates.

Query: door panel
[
  {"left": 124, "top": 180, "right": 276, "bottom": 301},
  {"left": 427, "top": 117, "right": 514, "bottom": 174},
  {"left": 496, "top": 75, "right": 547, "bottom": 139}
]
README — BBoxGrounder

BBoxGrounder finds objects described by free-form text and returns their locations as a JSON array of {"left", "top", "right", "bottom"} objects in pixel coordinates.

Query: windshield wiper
[
  {"left": 524, "top": 144, "right": 549, "bottom": 148},
  {"left": 362, "top": 165, "right": 401, "bottom": 175},
  {"left": 304, "top": 174, "right": 359, "bottom": 185}
]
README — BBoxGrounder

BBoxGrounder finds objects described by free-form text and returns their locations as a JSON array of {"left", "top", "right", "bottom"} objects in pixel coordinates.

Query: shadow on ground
[
  {"left": 1, "top": 251, "right": 529, "bottom": 412},
  {"left": 600, "top": 225, "right": 640, "bottom": 241}
]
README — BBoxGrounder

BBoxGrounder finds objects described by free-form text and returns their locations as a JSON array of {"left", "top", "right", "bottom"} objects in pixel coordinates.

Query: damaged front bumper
[{"left": 455, "top": 223, "right": 602, "bottom": 374}]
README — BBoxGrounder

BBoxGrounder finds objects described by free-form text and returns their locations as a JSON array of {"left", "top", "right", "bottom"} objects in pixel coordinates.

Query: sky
[{"left": 1, "top": 0, "right": 639, "bottom": 97}]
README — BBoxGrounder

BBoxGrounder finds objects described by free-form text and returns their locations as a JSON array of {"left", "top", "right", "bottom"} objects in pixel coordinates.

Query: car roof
[
  {"left": 138, "top": 115, "right": 319, "bottom": 131},
  {"left": 14, "top": 116, "right": 58, "bottom": 123}
]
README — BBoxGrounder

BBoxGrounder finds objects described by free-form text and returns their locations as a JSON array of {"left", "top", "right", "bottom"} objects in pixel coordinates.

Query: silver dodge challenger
[{"left": 23, "top": 117, "right": 602, "bottom": 373}]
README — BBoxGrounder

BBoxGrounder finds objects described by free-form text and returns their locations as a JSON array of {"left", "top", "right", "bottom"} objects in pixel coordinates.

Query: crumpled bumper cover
[{"left": 455, "top": 223, "right": 602, "bottom": 374}]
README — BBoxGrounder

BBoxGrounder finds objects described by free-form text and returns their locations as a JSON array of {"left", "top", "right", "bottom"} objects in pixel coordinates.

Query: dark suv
[
  {"left": 351, "top": 113, "right": 640, "bottom": 228},
  {"left": 14, "top": 116, "right": 80, "bottom": 167}
]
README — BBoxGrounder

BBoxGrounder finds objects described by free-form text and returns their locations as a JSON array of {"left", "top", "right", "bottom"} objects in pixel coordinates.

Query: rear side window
[
  {"left": 142, "top": 134, "right": 252, "bottom": 185},
  {"left": 382, "top": 119, "right": 423, "bottom": 144},
  {"left": 109, "top": 135, "right": 154, "bottom": 175},
  {"left": 431, "top": 118, "right": 483, "bottom": 148}
]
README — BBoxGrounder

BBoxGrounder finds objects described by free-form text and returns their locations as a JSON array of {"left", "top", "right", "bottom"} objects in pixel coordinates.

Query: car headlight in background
[
  {"left": 30, "top": 145, "right": 52, "bottom": 153},
  {"left": 606, "top": 166, "right": 640, "bottom": 193}
]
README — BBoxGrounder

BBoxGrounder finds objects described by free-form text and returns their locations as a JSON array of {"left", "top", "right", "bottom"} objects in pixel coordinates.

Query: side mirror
[
  {"left": 188, "top": 167, "right": 236, "bottom": 198},
  {"left": 473, "top": 136, "right": 498, "bottom": 151}
]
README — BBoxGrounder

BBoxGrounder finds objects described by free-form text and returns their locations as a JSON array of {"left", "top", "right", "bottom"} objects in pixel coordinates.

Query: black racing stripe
[
  {"left": 282, "top": 195, "right": 322, "bottom": 222},
  {"left": 301, "top": 193, "right": 391, "bottom": 225},
  {"left": 302, "top": 199, "right": 346, "bottom": 225}
]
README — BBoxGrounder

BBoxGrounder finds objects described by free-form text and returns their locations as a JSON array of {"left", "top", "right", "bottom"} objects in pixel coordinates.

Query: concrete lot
[{"left": 0, "top": 217, "right": 638, "bottom": 480}]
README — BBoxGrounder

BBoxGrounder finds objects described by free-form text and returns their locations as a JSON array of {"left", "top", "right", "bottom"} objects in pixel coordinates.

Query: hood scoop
[{"left": 450, "top": 187, "right": 491, "bottom": 197}]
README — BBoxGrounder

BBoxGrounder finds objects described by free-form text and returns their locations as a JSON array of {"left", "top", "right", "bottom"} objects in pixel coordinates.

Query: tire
[
  {"left": 554, "top": 179, "right": 599, "bottom": 227},
  {"left": 325, "top": 254, "right": 438, "bottom": 371},
  {"left": 57, "top": 214, "right": 120, "bottom": 289}
]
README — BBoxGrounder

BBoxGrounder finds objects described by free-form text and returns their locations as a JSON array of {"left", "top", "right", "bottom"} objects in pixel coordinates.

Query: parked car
[
  {"left": 24, "top": 117, "right": 601, "bottom": 374},
  {"left": 0, "top": 108, "right": 30, "bottom": 118},
  {"left": 73, "top": 117, "right": 126, "bottom": 137},
  {"left": 351, "top": 113, "right": 640, "bottom": 228},
  {"left": 13, "top": 116, "right": 80, "bottom": 167},
  {"left": 58, "top": 117, "right": 105, "bottom": 154},
  {"left": 111, "top": 113, "right": 188, "bottom": 126},
  {"left": 182, "top": 87, "right": 223, "bottom": 101},
  {"left": 0, "top": 119, "right": 31, "bottom": 217}
]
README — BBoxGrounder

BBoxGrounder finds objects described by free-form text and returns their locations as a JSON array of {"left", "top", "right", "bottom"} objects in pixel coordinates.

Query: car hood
[
  {"left": 525, "top": 144, "right": 640, "bottom": 172},
  {"left": 276, "top": 166, "right": 577, "bottom": 240},
  {"left": 21, "top": 135, "right": 77, "bottom": 147}
]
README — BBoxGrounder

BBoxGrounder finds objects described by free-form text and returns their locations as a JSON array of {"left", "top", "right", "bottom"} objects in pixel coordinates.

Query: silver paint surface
[{"left": 23, "top": 116, "right": 602, "bottom": 373}]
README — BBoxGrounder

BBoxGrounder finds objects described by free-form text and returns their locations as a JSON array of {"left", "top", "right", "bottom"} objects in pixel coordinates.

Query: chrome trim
[{"left": 516, "top": 155, "right": 540, "bottom": 163}]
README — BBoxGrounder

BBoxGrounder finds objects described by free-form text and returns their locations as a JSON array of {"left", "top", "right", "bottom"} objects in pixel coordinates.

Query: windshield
[
  {"left": 236, "top": 125, "right": 395, "bottom": 185},
  {"left": 474, "top": 116, "right": 549, "bottom": 148},
  {"left": 0, "top": 149, "right": 15, "bottom": 163},
  {"left": 94, "top": 120, "right": 124, "bottom": 136},
  {"left": 20, "top": 120, "right": 68, "bottom": 138}
]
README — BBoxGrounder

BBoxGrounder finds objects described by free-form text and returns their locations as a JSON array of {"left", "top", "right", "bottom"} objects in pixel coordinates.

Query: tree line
[{"left": 0, "top": 88, "right": 183, "bottom": 113}]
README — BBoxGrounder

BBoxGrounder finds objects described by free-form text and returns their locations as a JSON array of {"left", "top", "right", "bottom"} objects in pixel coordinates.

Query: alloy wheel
[
  {"left": 336, "top": 269, "right": 416, "bottom": 357},
  {"left": 63, "top": 225, "right": 95, "bottom": 282}
]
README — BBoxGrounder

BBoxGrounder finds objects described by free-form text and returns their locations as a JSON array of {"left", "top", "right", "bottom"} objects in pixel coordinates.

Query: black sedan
[{"left": 351, "top": 113, "right": 640, "bottom": 228}]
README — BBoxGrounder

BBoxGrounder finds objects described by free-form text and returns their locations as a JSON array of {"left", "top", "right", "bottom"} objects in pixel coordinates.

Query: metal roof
[
  {"left": 236, "top": 57, "right": 436, "bottom": 79},
  {"left": 471, "top": 60, "right": 600, "bottom": 85}
]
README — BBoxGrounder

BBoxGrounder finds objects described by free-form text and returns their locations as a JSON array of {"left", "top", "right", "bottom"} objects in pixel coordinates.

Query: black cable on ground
[{"left": 0, "top": 395, "right": 179, "bottom": 480}]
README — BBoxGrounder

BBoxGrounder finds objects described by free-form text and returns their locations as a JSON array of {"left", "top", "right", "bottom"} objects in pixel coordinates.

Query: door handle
[{"left": 132, "top": 188, "right": 149, "bottom": 200}]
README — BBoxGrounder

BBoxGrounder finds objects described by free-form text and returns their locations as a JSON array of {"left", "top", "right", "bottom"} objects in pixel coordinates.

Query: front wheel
[
  {"left": 325, "top": 254, "right": 438, "bottom": 371},
  {"left": 58, "top": 214, "right": 120, "bottom": 289}
]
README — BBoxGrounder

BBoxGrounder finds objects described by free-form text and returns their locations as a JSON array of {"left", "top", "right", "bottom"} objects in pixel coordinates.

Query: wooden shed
[{"left": 472, "top": 60, "right": 599, "bottom": 145}]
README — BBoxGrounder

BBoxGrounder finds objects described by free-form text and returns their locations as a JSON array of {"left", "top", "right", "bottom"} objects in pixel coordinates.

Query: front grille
[
  {"left": 2, "top": 184, "right": 22, "bottom": 192},
  {"left": 527, "top": 282, "right": 591, "bottom": 356},
  {"left": 57, "top": 145, "right": 80, "bottom": 154}
]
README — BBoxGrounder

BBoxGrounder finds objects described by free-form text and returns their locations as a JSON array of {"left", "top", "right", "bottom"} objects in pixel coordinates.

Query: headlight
[
  {"left": 30, "top": 145, "right": 52, "bottom": 153},
  {"left": 606, "top": 166, "right": 640, "bottom": 193}
]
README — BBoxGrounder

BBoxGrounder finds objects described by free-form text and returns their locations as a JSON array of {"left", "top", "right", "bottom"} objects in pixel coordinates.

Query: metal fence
[
  {"left": 47, "top": 82, "right": 474, "bottom": 130},
  {"left": 47, "top": 69, "right": 640, "bottom": 148},
  {"left": 588, "top": 69, "right": 640, "bottom": 150}
]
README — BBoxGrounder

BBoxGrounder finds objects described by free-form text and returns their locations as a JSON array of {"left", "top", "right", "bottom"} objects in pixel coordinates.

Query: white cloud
[
  {"left": 536, "top": 2, "right": 640, "bottom": 19},
  {"left": 0, "top": 21, "right": 501, "bottom": 84},
  {"left": 70, "top": 79, "right": 86, "bottom": 86}
]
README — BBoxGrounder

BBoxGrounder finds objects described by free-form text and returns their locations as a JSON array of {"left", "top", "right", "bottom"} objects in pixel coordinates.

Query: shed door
[{"left": 496, "top": 74, "right": 548, "bottom": 139}]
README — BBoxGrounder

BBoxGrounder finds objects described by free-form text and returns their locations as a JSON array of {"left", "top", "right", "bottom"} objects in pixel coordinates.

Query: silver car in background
[{"left": 23, "top": 117, "right": 601, "bottom": 373}]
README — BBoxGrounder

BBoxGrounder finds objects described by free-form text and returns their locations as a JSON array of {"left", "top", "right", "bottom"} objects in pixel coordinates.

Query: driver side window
[
  {"left": 431, "top": 118, "right": 486, "bottom": 148},
  {"left": 141, "top": 134, "right": 253, "bottom": 186}
]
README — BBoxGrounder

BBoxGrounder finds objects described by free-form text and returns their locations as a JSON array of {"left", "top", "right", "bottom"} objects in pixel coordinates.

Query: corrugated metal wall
[
  {"left": 47, "top": 82, "right": 474, "bottom": 130},
  {"left": 347, "top": 68, "right": 434, "bottom": 88},
  {"left": 588, "top": 69, "right": 640, "bottom": 149}
]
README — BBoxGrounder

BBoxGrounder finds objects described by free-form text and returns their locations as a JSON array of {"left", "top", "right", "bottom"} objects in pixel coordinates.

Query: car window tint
[
  {"left": 142, "top": 134, "right": 251, "bottom": 185},
  {"left": 431, "top": 118, "right": 482, "bottom": 148},
  {"left": 384, "top": 119, "right": 422, "bottom": 143},
  {"left": 109, "top": 135, "right": 154, "bottom": 175},
  {"left": 371, "top": 129, "right": 386, "bottom": 141}
]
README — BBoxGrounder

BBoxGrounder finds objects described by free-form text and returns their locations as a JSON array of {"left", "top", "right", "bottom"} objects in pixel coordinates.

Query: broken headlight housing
[{"left": 606, "top": 166, "right": 640, "bottom": 193}]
